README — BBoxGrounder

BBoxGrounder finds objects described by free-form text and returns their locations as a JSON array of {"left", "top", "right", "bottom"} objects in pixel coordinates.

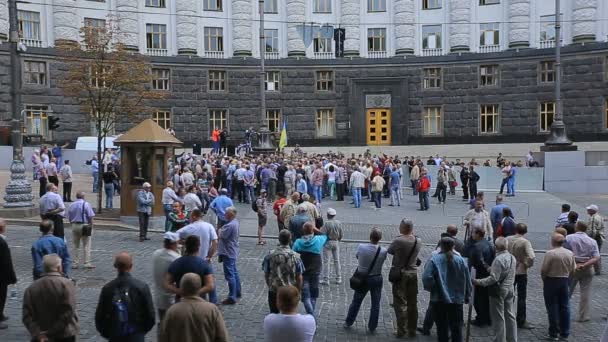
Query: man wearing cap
[
  {"left": 586, "top": 204, "right": 604, "bottom": 275},
  {"left": 137, "top": 182, "right": 155, "bottom": 242},
  {"left": 210, "top": 189, "right": 234, "bottom": 228},
  {"left": 320, "top": 208, "right": 343, "bottom": 285},
  {"left": 152, "top": 232, "right": 181, "bottom": 323}
]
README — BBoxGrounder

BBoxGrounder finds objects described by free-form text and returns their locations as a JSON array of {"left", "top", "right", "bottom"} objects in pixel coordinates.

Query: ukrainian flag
[{"left": 279, "top": 119, "right": 288, "bottom": 150}]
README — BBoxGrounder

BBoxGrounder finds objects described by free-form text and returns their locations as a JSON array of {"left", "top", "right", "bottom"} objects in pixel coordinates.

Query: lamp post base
[
  {"left": 3, "top": 159, "right": 34, "bottom": 208},
  {"left": 252, "top": 128, "right": 276, "bottom": 155},
  {"left": 541, "top": 120, "right": 577, "bottom": 152}
]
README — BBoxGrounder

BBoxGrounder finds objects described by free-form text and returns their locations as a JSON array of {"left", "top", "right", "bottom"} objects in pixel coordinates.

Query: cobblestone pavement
[{"left": 1, "top": 223, "right": 608, "bottom": 342}]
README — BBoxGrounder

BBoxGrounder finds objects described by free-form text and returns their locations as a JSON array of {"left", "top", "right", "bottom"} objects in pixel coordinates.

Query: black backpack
[{"left": 252, "top": 199, "right": 258, "bottom": 212}]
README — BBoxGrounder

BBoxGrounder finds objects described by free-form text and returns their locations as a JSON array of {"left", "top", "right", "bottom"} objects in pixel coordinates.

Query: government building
[{"left": 1, "top": 0, "right": 608, "bottom": 147}]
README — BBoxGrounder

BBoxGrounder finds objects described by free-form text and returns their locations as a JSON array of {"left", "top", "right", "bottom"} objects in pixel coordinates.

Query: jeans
[
  {"left": 418, "top": 191, "right": 429, "bottom": 210},
  {"left": 434, "top": 302, "right": 464, "bottom": 342},
  {"left": 507, "top": 177, "right": 515, "bottom": 195},
  {"left": 411, "top": 180, "right": 418, "bottom": 195},
  {"left": 345, "top": 275, "right": 383, "bottom": 331},
  {"left": 322, "top": 241, "right": 341, "bottom": 282},
  {"left": 328, "top": 180, "right": 336, "bottom": 199},
  {"left": 390, "top": 185, "right": 401, "bottom": 206},
  {"left": 92, "top": 172, "right": 99, "bottom": 193},
  {"left": 352, "top": 187, "right": 362, "bottom": 208},
  {"left": 104, "top": 183, "right": 114, "bottom": 209},
  {"left": 226, "top": 179, "right": 233, "bottom": 198},
  {"left": 207, "top": 264, "right": 218, "bottom": 304},
  {"left": 245, "top": 185, "right": 254, "bottom": 204},
  {"left": 163, "top": 204, "right": 172, "bottom": 232},
  {"left": 489, "top": 290, "right": 517, "bottom": 342},
  {"left": 72, "top": 223, "right": 92, "bottom": 266},
  {"left": 372, "top": 191, "right": 382, "bottom": 208},
  {"left": 437, "top": 183, "right": 447, "bottom": 203},
  {"left": 514, "top": 274, "right": 527, "bottom": 326},
  {"left": 313, "top": 185, "right": 323, "bottom": 203},
  {"left": 499, "top": 178, "right": 508, "bottom": 194},
  {"left": 222, "top": 256, "right": 241, "bottom": 301},
  {"left": 544, "top": 277, "right": 570, "bottom": 338},
  {"left": 301, "top": 273, "right": 320, "bottom": 316}
]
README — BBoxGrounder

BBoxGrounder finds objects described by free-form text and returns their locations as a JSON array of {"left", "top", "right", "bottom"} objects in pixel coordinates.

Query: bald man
[{"left": 95, "top": 252, "right": 155, "bottom": 341}]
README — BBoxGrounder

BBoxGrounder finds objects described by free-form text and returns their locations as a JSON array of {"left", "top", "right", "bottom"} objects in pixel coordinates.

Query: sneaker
[
  {"left": 84, "top": 264, "right": 96, "bottom": 269},
  {"left": 558, "top": 337, "right": 569, "bottom": 342},
  {"left": 221, "top": 298, "right": 236, "bottom": 305},
  {"left": 518, "top": 322, "right": 535, "bottom": 329},
  {"left": 320, "top": 280, "right": 330, "bottom": 285},
  {"left": 544, "top": 336, "right": 559, "bottom": 341},
  {"left": 343, "top": 322, "right": 352, "bottom": 329}
]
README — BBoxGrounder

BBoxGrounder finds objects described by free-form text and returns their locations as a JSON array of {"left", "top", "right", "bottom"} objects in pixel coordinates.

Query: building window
[
  {"left": 151, "top": 68, "right": 170, "bottom": 90},
  {"left": 368, "top": 0, "right": 386, "bottom": 12},
  {"left": 314, "top": 0, "right": 331, "bottom": 13},
  {"left": 25, "top": 105, "right": 49, "bottom": 138},
  {"left": 480, "top": 104, "right": 499, "bottom": 134},
  {"left": 208, "top": 70, "right": 226, "bottom": 91},
  {"left": 153, "top": 111, "right": 172, "bottom": 129},
  {"left": 423, "top": 107, "right": 442, "bottom": 136},
  {"left": 480, "top": 23, "right": 499, "bottom": 46},
  {"left": 316, "top": 109, "right": 335, "bottom": 137},
  {"left": 316, "top": 70, "right": 334, "bottom": 91},
  {"left": 265, "top": 71, "right": 280, "bottom": 91},
  {"left": 266, "top": 109, "right": 281, "bottom": 132},
  {"left": 209, "top": 109, "right": 228, "bottom": 133},
  {"left": 204, "top": 0, "right": 223, "bottom": 11},
  {"left": 540, "top": 15, "right": 556, "bottom": 42},
  {"left": 479, "top": 0, "right": 499, "bottom": 5},
  {"left": 479, "top": 65, "right": 499, "bottom": 87},
  {"left": 264, "top": 0, "right": 278, "bottom": 13},
  {"left": 145, "top": 0, "right": 165, "bottom": 8},
  {"left": 540, "top": 61, "right": 555, "bottom": 83},
  {"left": 367, "top": 28, "right": 386, "bottom": 52},
  {"left": 23, "top": 61, "right": 46, "bottom": 85},
  {"left": 204, "top": 27, "right": 224, "bottom": 52},
  {"left": 540, "top": 102, "right": 555, "bottom": 133},
  {"left": 90, "top": 66, "right": 109, "bottom": 88},
  {"left": 146, "top": 24, "right": 167, "bottom": 50},
  {"left": 18, "top": 11, "right": 41, "bottom": 41},
  {"left": 84, "top": 18, "right": 106, "bottom": 29},
  {"left": 422, "top": 0, "right": 441, "bottom": 10},
  {"left": 90, "top": 111, "right": 116, "bottom": 136},
  {"left": 422, "top": 25, "right": 441, "bottom": 49},
  {"left": 264, "top": 29, "right": 279, "bottom": 53},
  {"left": 313, "top": 32, "right": 332, "bottom": 53},
  {"left": 423, "top": 68, "right": 441, "bottom": 89}
]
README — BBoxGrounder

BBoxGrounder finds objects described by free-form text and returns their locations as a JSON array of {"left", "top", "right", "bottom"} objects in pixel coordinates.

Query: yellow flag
[{"left": 279, "top": 120, "right": 287, "bottom": 150}]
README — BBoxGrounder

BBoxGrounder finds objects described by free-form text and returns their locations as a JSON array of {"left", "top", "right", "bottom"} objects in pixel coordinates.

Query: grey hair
[
  {"left": 76, "top": 191, "right": 85, "bottom": 199},
  {"left": 180, "top": 272, "right": 202, "bottom": 297},
  {"left": 296, "top": 204, "right": 308, "bottom": 213},
  {"left": 226, "top": 206, "right": 237, "bottom": 216},
  {"left": 301, "top": 193, "right": 310, "bottom": 201},
  {"left": 400, "top": 219, "right": 414, "bottom": 232},
  {"left": 43, "top": 254, "right": 62, "bottom": 273},
  {"left": 494, "top": 237, "right": 508, "bottom": 251}
]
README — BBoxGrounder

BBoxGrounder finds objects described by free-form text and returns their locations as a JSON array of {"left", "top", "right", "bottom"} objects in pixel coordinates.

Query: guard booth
[{"left": 114, "top": 119, "right": 182, "bottom": 228}]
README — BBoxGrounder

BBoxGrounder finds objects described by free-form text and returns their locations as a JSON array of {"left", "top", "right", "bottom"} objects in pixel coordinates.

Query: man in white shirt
[
  {"left": 46, "top": 157, "right": 59, "bottom": 187},
  {"left": 264, "top": 285, "right": 315, "bottom": 342},
  {"left": 152, "top": 232, "right": 181, "bottom": 324},
  {"left": 59, "top": 160, "right": 73, "bottom": 202},
  {"left": 39, "top": 184, "right": 66, "bottom": 239}
]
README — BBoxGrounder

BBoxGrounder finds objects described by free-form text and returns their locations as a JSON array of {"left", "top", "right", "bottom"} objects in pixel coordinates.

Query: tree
[{"left": 57, "top": 19, "right": 165, "bottom": 212}]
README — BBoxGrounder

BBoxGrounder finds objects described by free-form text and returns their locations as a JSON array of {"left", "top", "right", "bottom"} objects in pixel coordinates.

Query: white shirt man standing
[{"left": 152, "top": 232, "right": 181, "bottom": 323}]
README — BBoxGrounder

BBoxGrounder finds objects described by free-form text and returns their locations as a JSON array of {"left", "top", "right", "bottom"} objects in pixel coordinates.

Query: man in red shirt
[
  {"left": 211, "top": 129, "right": 220, "bottom": 155},
  {"left": 416, "top": 171, "right": 431, "bottom": 211},
  {"left": 273, "top": 192, "right": 288, "bottom": 232}
]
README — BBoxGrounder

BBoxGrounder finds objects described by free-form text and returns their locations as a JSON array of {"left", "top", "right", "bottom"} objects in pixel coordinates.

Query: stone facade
[
  {"left": 4, "top": 43, "right": 608, "bottom": 147},
  {"left": 508, "top": 0, "right": 530, "bottom": 49},
  {"left": 176, "top": 0, "right": 198, "bottom": 55},
  {"left": 449, "top": 0, "right": 471, "bottom": 52}
]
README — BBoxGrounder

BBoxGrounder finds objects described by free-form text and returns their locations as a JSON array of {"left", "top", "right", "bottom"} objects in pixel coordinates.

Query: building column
[
  {"left": 0, "top": 0, "right": 7, "bottom": 42},
  {"left": 286, "top": 0, "right": 306, "bottom": 57},
  {"left": 572, "top": 0, "right": 597, "bottom": 43},
  {"left": 341, "top": 0, "right": 360, "bottom": 57},
  {"left": 232, "top": 0, "right": 252, "bottom": 56},
  {"left": 508, "top": 0, "right": 530, "bottom": 48},
  {"left": 394, "top": 0, "right": 414, "bottom": 55},
  {"left": 449, "top": 0, "right": 470, "bottom": 52},
  {"left": 176, "top": 0, "right": 197, "bottom": 55},
  {"left": 53, "top": 0, "right": 80, "bottom": 45},
  {"left": 115, "top": 0, "right": 139, "bottom": 52}
]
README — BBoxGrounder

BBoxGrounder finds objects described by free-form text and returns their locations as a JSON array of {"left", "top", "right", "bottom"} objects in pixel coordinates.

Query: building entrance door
[{"left": 366, "top": 109, "right": 391, "bottom": 145}]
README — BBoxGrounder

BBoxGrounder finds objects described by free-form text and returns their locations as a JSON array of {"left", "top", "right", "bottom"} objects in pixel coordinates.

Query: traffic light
[{"left": 48, "top": 115, "right": 60, "bottom": 130}]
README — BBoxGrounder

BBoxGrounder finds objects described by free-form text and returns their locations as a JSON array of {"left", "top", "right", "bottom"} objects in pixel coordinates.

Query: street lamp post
[
  {"left": 542, "top": 0, "right": 576, "bottom": 151},
  {"left": 254, "top": 0, "right": 276, "bottom": 154},
  {"left": 3, "top": 0, "right": 33, "bottom": 208}
]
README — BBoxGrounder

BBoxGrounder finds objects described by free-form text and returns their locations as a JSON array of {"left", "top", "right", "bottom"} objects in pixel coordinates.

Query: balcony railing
[
  {"left": 422, "top": 48, "right": 443, "bottom": 56},
  {"left": 539, "top": 40, "right": 555, "bottom": 49},
  {"left": 20, "top": 38, "right": 42, "bottom": 48},
  {"left": 368, "top": 50, "right": 388, "bottom": 58},
  {"left": 205, "top": 50, "right": 225, "bottom": 59},
  {"left": 312, "top": 51, "right": 334, "bottom": 59},
  {"left": 478, "top": 44, "right": 500, "bottom": 53},
  {"left": 147, "top": 48, "right": 168, "bottom": 56},
  {"left": 264, "top": 52, "right": 280, "bottom": 59}
]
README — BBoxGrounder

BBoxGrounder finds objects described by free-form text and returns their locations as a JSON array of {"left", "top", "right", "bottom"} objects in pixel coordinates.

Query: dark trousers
[
  {"left": 437, "top": 183, "right": 447, "bottom": 203},
  {"left": 422, "top": 301, "right": 434, "bottom": 333},
  {"left": 32, "top": 337, "right": 75, "bottom": 342},
  {"left": 48, "top": 175, "right": 59, "bottom": 187},
  {"left": 462, "top": 183, "right": 469, "bottom": 199},
  {"left": 138, "top": 212, "right": 150, "bottom": 239},
  {"left": 235, "top": 180, "right": 245, "bottom": 202},
  {"left": 411, "top": 180, "right": 418, "bottom": 195},
  {"left": 109, "top": 333, "right": 145, "bottom": 342},
  {"left": 499, "top": 178, "right": 508, "bottom": 194},
  {"left": 372, "top": 191, "right": 382, "bottom": 208},
  {"left": 434, "top": 302, "right": 464, "bottom": 342},
  {"left": 0, "top": 283, "right": 7, "bottom": 319},
  {"left": 62, "top": 182, "right": 72, "bottom": 202},
  {"left": 469, "top": 183, "right": 477, "bottom": 200},
  {"left": 543, "top": 277, "right": 570, "bottom": 338},
  {"left": 345, "top": 275, "right": 383, "bottom": 331},
  {"left": 39, "top": 177, "right": 47, "bottom": 197},
  {"left": 418, "top": 191, "right": 429, "bottom": 210},
  {"left": 514, "top": 274, "right": 527, "bottom": 326},
  {"left": 268, "top": 290, "right": 279, "bottom": 314},
  {"left": 43, "top": 213, "right": 64, "bottom": 239},
  {"left": 336, "top": 183, "right": 345, "bottom": 201},
  {"left": 473, "top": 285, "right": 491, "bottom": 325}
]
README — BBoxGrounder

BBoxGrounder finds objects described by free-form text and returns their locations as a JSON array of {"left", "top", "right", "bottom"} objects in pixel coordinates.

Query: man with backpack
[{"left": 95, "top": 252, "right": 155, "bottom": 342}]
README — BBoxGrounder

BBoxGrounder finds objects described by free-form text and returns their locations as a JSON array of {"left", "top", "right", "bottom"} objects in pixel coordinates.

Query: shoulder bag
[
  {"left": 350, "top": 246, "right": 381, "bottom": 291},
  {"left": 81, "top": 202, "right": 92, "bottom": 237},
  {"left": 488, "top": 255, "right": 513, "bottom": 297},
  {"left": 389, "top": 237, "right": 419, "bottom": 283}
]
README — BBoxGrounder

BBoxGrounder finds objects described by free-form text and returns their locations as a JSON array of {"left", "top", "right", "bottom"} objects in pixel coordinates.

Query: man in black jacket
[
  {"left": 95, "top": 252, "right": 155, "bottom": 341},
  {"left": 464, "top": 228, "right": 495, "bottom": 327},
  {"left": 0, "top": 219, "right": 17, "bottom": 330}
]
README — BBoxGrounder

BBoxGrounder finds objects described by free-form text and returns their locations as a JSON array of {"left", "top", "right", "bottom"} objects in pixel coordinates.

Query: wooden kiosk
[{"left": 114, "top": 119, "right": 182, "bottom": 228}]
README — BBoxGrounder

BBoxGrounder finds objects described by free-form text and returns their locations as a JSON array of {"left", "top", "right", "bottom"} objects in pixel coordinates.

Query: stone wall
[{"left": 2, "top": 43, "right": 608, "bottom": 147}]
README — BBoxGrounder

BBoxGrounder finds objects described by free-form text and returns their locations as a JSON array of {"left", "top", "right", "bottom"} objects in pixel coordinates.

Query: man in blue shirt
[
  {"left": 218, "top": 207, "right": 241, "bottom": 305},
  {"left": 166, "top": 235, "right": 215, "bottom": 302},
  {"left": 210, "top": 189, "right": 234, "bottom": 227},
  {"left": 389, "top": 167, "right": 402, "bottom": 207},
  {"left": 490, "top": 195, "right": 510, "bottom": 232},
  {"left": 31, "top": 220, "right": 71, "bottom": 280},
  {"left": 507, "top": 163, "right": 517, "bottom": 197}
]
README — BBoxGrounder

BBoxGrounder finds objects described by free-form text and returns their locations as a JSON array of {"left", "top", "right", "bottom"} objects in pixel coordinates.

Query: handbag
[
  {"left": 350, "top": 246, "right": 381, "bottom": 291},
  {"left": 488, "top": 256, "right": 513, "bottom": 297},
  {"left": 81, "top": 202, "right": 92, "bottom": 237},
  {"left": 389, "top": 237, "right": 419, "bottom": 283}
]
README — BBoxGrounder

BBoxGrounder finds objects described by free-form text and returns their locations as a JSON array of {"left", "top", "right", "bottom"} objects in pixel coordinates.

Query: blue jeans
[
  {"left": 372, "top": 191, "right": 381, "bottom": 208},
  {"left": 163, "top": 204, "right": 172, "bottom": 232},
  {"left": 104, "top": 183, "right": 114, "bottom": 209},
  {"left": 92, "top": 172, "right": 99, "bottom": 193},
  {"left": 302, "top": 273, "right": 320, "bottom": 316},
  {"left": 328, "top": 180, "right": 336, "bottom": 199},
  {"left": 507, "top": 177, "right": 515, "bottom": 195},
  {"left": 345, "top": 275, "right": 382, "bottom": 331},
  {"left": 226, "top": 179, "right": 233, "bottom": 198},
  {"left": 419, "top": 191, "right": 429, "bottom": 210},
  {"left": 208, "top": 264, "right": 218, "bottom": 304},
  {"left": 222, "top": 256, "right": 241, "bottom": 301},
  {"left": 245, "top": 185, "right": 255, "bottom": 203},
  {"left": 544, "top": 277, "right": 570, "bottom": 338},
  {"left": 411, "top": 180, "right": 418, "bottom": 195},
  {"left": 313, "top": 185, "right": 322, "bottom": 203},
  {"left": 390, "top": 185, "right": 401, "bottom": 206},
  {"left": 352, "top": 187, "right": 362, "bottom": 208}
]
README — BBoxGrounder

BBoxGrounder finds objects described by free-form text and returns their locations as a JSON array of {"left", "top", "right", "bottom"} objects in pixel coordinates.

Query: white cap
[
  {"left": 142, "top": 182, "right": 152, "bottom": 188},
  {"left": 163, "top": 232, "right": 179, "bottom": 242},
  {"left": 586, "top": 204, "right": 599, "bottom": 212},
  {"left": 327, "top": 208, "right": 337, "bottom": 216}
]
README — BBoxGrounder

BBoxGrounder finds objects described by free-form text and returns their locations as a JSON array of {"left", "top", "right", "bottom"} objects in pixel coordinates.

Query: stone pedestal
[{"left": 3, "top": 160, "right": 33, "bottom": 208}]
